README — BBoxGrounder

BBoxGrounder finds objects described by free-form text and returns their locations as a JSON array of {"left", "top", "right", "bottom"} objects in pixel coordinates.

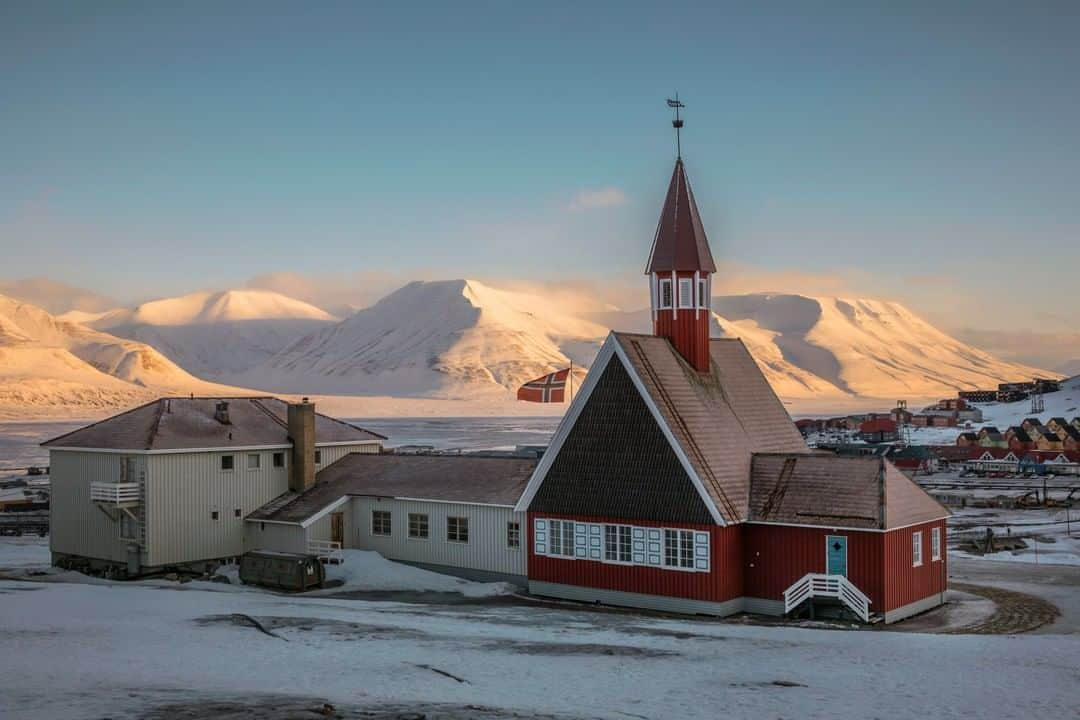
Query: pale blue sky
[{"left": 2, "top": 2, "right": 1078, "bottom": 331}]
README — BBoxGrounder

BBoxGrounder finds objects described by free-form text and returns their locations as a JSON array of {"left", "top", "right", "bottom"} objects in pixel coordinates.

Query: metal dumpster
[{"left": 239, "top": 550, "right": 325, "bottom": 591}]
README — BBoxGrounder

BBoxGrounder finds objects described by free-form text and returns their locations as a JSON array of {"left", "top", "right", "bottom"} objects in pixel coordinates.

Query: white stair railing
[
  {"left": 308, "top": 540, "right": 344, "bottom": 564},
  {"left": 783, "top": 573, "right": 871, "bottom": 623}
]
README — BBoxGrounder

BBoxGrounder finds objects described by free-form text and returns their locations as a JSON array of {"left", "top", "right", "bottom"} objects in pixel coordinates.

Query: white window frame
[
  {"left": 246, "top": 453, "right": 261, "bottom": 470},
  {"left": 659, "top": 279, "right": 673, "bottom": 309},
  {"left": 664, "top": 528, "right": 695, "bottom": 569},
  {"left": 698, "top": 279, "right": 708, "bottom": 309},
  {"left": 912, "top": 531, "right": 923, "bottom": 567},
  {"left": 678, "top": 278, "right": 693, "bottom": 309},
  {"left": 220, "top": 454, "right": 234, "bottom": 472},
  {"left": 603, "top": 524, "right": 632, "bottom": 564},
  {"left": 507, "top": 521, "right": 521, "bottom": 549},
  {"left": 314, "top": 449, "right": 323, "bottom": 465},
  {"left": 447, "top": 516, "right": 469, "bottom": 544},
  {"left": 371, "top": 510, "right": 392, "bottom": 537},
  {"left": 408, "top": 512, "right": 429, "bottom": 540},
  {"left": 272, "top": 451, "right": 286, "bottom": 468},
  {"left": 931, "top": 526, "right": 941, "bottom": 561},
  {"left": 548, "top": 519, "right": 575, "bottom": 557}
]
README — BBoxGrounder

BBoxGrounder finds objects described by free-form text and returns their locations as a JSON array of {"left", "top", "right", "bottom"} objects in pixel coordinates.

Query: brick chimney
[{"left": 287, "top": 398, "right": 316, "bottom": 493}]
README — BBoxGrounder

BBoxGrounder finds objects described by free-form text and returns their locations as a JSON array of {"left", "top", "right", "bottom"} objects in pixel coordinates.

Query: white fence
[
  {"left": 308, "top": 540, "right": 344, "bottom": 564},
  {"left": 783, "top": 573, "right": 871, "bottom": 622},
  {"left": 89, "top": 482, "right": 140, "bottom": 506}
]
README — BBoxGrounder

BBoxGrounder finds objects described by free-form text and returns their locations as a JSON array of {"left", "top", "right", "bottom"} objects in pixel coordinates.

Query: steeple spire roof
[{"left": 645, "top": 158, "right": 717, "bottom": 274}]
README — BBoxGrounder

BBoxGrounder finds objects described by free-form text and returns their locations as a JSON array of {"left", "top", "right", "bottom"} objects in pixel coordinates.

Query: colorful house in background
[
  {"left": 515, "top": 148, "right": 949, "bottom": 624},
  {"left": 859, "top": 418, "right": 899, "bottom": 443}
]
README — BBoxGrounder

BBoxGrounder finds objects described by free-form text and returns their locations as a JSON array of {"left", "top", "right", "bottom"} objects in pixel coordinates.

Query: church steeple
[{"left": 646, "top": 99, "right": 715, "bottom": 372}]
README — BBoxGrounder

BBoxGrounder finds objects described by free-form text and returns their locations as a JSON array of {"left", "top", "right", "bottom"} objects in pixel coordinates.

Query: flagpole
[{"left": 569, "top": 361, "right": 573, "bottom": 403}]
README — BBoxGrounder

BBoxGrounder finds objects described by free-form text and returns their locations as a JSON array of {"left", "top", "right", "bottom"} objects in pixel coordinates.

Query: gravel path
[{"left": 944, "top": 582, "right": 1060, "bottom": 635}]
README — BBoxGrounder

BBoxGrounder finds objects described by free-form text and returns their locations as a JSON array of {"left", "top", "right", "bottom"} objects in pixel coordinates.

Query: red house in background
[{"left": 516, "top": 146, "right": 949, "bottom": 624}]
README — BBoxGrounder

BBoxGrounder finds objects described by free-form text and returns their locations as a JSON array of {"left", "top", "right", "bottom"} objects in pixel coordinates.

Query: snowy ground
[
  {"left": 1, "top": 538, "right": 1078, "bottom": 719},
  {"left": 921, "top": 469, "right": 1080, "bottom": 566}
]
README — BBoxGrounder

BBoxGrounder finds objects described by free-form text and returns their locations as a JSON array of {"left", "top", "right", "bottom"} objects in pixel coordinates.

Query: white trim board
[
  {"left": 513, "top": 333, "right": 725, "bottom": 526},
  {"left": 299, "top": 495, "right": 351, "bottom": 529},
  {"left": 514, "top": 337, "right": 617, "bottom": 513},
  {"left": 611, "top": 339, "right": 725, "bottom": 525}
]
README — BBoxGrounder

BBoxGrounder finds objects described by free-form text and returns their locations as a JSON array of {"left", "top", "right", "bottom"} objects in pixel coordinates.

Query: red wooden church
[{"left": 515, "top": 147, "right": 949, "bottom": 624}]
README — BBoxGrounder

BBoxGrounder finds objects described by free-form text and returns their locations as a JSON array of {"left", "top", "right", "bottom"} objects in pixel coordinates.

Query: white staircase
[
  {"left": 308, "top": 540, "right": 344, "bottom": 564},
  {"left": 783, "top": 573, "right": 872, "bottom": 623}
]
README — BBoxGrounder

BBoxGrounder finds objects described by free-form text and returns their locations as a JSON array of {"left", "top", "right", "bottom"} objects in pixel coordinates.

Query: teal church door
[{"left": 826, "top": 535, "right": 848, "bottom": 577}]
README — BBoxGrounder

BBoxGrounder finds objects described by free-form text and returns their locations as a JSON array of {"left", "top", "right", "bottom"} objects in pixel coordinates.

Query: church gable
[{"left": 527, "top": 352, "right": 714, "bottom": 524}]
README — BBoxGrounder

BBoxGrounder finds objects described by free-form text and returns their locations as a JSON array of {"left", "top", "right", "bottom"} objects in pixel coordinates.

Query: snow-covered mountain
[
  {"left": 708, "top": 294, "right": 1055, "bottom": 403},
  {"left": 0, "top": 295, "right": 249, "bottom": 419},
  {"left": 12, "top": 278, "right": 1058, "bottom": 417},
  {"left": 62, "top": 289, "right": 338, "bottom": 380},
  {"left": 239, "top": 280, "right": 603, "bottom": 398},
  {"left": 240, "top": 284, "right": 1052, "bottom": 406}
]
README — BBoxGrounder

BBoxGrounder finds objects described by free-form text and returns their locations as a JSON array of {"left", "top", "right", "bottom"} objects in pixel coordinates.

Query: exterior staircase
[{"left": 783, "top": 573, "right": 873, "bottom": 623}]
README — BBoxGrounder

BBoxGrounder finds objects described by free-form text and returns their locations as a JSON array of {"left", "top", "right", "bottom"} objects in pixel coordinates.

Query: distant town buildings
[{"left": 959, "top": 378, "right": 1061, "bottom": 404}]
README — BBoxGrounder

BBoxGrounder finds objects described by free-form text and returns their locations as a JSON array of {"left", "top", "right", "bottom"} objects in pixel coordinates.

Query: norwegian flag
[{"left": 517, "top": 368, "right": 570, "bottom": 403}]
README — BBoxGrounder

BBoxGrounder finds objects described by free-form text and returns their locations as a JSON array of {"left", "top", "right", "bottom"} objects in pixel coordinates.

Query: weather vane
[{"left": 666, "top": 94, "right": 685, "bottom": 158}]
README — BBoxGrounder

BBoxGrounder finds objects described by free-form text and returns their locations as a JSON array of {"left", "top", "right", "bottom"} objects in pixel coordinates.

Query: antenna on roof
[{"left": 666, "top": 94, "right": 685, "bottom": 159}]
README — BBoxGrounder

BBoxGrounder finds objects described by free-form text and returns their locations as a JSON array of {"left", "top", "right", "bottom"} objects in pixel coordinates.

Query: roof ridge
[
  {"left": 146, "top": 399, "right": 167, "bottom": 450},
  {"left": 313, "top": 409, "right": 388, "bottom": 441},
  {"left": 251, "top": 397, "right": 289, "bottom": 431},
  {"left": 40, "top": 397, "right": 161, "bottom": 447}
]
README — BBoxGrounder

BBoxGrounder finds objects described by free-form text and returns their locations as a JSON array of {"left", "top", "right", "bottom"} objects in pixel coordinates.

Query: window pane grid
[
  {"left": 507, "top": 522, "right": 520, "bottom": 548},
  {"left": 544, "top": 519, "right": 708, "bottom": 571},
  {"left": 408, "top": 513, "right": 428, "bottom": 539},
  {"left": 448, "top": 516, "right": 469, "bottom": 543},
  {"left": 372, "top": 510, "right": 391, "bottom": 536}
]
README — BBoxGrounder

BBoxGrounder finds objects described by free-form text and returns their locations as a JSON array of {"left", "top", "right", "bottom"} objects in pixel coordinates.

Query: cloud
[
  {"left": 0, "top": 277, "right": 118, "bottom": 314},
  {"left": 566, "top": 187, "right": 628, "bottom": 212}
]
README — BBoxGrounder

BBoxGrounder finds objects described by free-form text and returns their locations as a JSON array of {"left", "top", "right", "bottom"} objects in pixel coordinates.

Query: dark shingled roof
[
  {"left": 612, "top": 333, "right": 808, "bottom": 523},
  {"left": 529, "top": 354, "right": 713, "bottom": 524},
  {"left": 42, "top": 397, "right": 384, "bottom": 450},
  {"left": 644, "top": 158, "right": 717, "bottom": 274},
  {"left": 749, "top": 454, "right": 947, "bottom": 530},
  {"left": 248, "top": 454, "right": 538, "bottom": 524}
]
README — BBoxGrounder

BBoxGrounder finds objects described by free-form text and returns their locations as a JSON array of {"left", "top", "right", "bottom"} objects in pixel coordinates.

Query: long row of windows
[
  {"left": 218, "top": 450, "right": 323, "bottom": 472},
  {"left": 370, "top": 509, "right": 521, "bottom": 549},
  {"left": 534, "top": 519, "right": 710, "bottom": 572},
  {"left": 657, "top": 277, "right": 709, "bottom": 311}
]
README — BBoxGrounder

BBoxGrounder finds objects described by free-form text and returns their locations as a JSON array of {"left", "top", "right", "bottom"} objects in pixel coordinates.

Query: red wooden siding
[
  {"left": 742, "top": 524, "right": 885, "bottom": 610},
  {"left": 653, "top": 271, "right": 711, "bottom": 372},
  {"left": 527, "top": 512, "right": 742, "bottom": 602},
  {"left": 883, "top": 519, "right": 947, "bottom": 612}
]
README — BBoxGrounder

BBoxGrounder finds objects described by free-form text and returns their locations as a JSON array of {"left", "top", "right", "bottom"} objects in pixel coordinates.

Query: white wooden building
[
  {"left": 246, "top": 454, "right": 535, "bottom": 585},
  {"left": 43, "top": 397, "right": 383, "bottom": 576}
]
